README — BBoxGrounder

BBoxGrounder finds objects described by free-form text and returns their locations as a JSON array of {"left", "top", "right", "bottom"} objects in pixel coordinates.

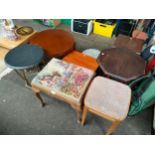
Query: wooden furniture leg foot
[
  {"left": 81, "top": 106, "right": 88, "bottom": 125},
  {"left": 35, "top": 92, "right": 45, "bottom": 107},
  {"left": 106, "top": 121, "right": 120, "bottom": 135}
]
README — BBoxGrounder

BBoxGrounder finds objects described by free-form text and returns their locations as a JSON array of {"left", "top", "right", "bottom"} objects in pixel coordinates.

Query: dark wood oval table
[
  {"left": 29, "top": 29, "right": 75, "bottom": 58},
  {"left": 97, "top": 48, "right": 146, "bottom": 83}
]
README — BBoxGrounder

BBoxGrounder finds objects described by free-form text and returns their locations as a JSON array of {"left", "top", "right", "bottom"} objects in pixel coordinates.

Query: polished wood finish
[
  {"left": 0, "top": 47, "right": 9, "bottom": 60},
  {"left": 81, "top": 105, "right": 121, "bottom": 135},
  {"left": 106, "top": 121, "right": 120, "bottom": 135},
  {"left": 32, "top": 84, "right": 83, "bottom": 122},
  {"left": 63, "top": 51, "right": 99, "bottom": 71},
  {"left": 32, "top": 86, "right": 46, "bottom": 107},
  {"left": 29, "top": 29, "right": 75, "bottom": 58},
  {"left": 0, "top": 30, "right": 36, "bottom": 49},
  {"left": 97, "top": 47, "right": 146, "bottom": 83},
  {"left": 114, "top": 34, "right": 144, "bottom": 53}
]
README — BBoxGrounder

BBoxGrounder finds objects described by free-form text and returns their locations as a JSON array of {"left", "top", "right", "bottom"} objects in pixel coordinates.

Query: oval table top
[
  {"left": 97, "top": 48, "right": 146, "bottom": 82},
  {"left": 29, "top": 29, "right": 75, "bottom": 58},
  {"left": 5, "top": 44, "right": 44, "bottom": 70}
]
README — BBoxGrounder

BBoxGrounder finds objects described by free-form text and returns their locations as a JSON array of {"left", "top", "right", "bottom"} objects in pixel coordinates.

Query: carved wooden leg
[
  {"left": 106, "top": 120, "right": 120, "bottom": 135},
  {"left": 35, "top": 92, "right": 45, "bottom": 107},
  {"left": 32, "top": 86, "right": 45, "bottom": 107},
  {"left": 81, "top": 106, "right": 88, "bottom": 125}
]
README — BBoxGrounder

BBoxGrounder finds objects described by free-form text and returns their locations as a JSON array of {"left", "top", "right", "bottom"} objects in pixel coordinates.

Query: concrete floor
[{"left": 0, "top": 20, "right": 153, "bottom": 135}]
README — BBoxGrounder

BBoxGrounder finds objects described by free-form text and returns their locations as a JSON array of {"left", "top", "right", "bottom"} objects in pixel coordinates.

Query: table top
[
  {"left": 114, "top": 34, "right": 144, "bottom": 53},
  {"left": 97, "top": 48, "right": 146, "bottom": 82},
  {"left": 63, "top": 51, "right": 99, "bottom": 71},
  {"left": 0, "top": 30, "right": 36, "bottom": 49},
  {"left": 29, "top": 29, "right": 75, "bottom": 58},
  {"left": 0, "top": 47, "right": 9, "bottom": 60},
  {"left": 32, "top": 58, "right": 95, "bottom": 105},
  {"left": 5, "top": 44, "right": 44, "bottom": 70},
  {"left": 82, "top": 48, "right": 101, "bottom": 58}
]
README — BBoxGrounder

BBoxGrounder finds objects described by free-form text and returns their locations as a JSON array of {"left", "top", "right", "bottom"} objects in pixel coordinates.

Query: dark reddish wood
[
  {"left": 97, "top": 48, "right": 146, "bottom": 82},
  {"left": 114, "top": 34, "right": 144, "bottom": 53},
  {"left": 29, "top": 29, "right": 75, "bottom": 58}
]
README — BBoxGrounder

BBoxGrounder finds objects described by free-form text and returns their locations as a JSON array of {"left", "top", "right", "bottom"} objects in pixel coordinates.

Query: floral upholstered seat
[{"left": 32, "top": 58, "right": 95, "bottom": 106}]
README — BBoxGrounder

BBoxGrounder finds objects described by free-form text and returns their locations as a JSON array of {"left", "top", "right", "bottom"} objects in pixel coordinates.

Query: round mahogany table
[
  {"left": 29, "top": 29, "right": 75, "bottom": 58},
  {"left": 97, "top": 48, "right": 146, "bottom": 83}
]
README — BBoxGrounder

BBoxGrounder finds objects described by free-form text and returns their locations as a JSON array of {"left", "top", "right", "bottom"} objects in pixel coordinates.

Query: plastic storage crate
[
  {"left": 34, "top": 19, "right": 60, "bottom": 28},
  {"left": 61, "top": 19, "right": 71, "bottom": 25},
  {"left": 71, "top": 19, "right": 93, "bottom": 35},
  {"left": 93, "top": 19, "right": 116, "bottom": 38}
]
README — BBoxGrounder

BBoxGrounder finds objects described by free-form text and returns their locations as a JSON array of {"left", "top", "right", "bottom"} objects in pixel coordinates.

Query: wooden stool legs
[
  {"left": 81, "top": 105, "right": 121, "bottom": 135},
  {"left": 81, "top": 106, "right": 88, "bottom": 125},
  {"left": 35, "top": 92, "right": 45, "bottom": 107},
  {"left": 106, "top": 121, "right": 120, "bottom": 135},
  {"left": 32, "top": 87, "right": 45, "bottom": 107}
]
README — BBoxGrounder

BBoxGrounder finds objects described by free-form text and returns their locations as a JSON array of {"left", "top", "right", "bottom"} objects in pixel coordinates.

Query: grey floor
[{"left": 0, "top": 19, "right": 153, "bottom": 135}]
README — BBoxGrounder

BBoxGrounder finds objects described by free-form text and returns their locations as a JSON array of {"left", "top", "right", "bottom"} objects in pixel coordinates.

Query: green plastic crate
[
  {"left": 34, "top": 19, "right": 60, "bottom": 28},
  {"left": 61, "top": 19, "right": 71, "bottom": 25}
]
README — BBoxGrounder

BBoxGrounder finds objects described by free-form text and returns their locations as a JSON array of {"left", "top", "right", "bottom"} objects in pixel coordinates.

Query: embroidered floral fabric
[{"left": 32, "top": 58, "right": 94, "bottom": 103}]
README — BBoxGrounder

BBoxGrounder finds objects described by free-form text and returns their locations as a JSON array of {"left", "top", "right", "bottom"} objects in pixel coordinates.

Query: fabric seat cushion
[{"left": 85, "top": 76, "right": 131, "bottom": 120}]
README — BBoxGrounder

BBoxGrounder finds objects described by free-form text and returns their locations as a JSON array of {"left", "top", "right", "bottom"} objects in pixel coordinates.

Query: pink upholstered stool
[{"left": 81, "top": 76, "right": 131, "bottom": 134}]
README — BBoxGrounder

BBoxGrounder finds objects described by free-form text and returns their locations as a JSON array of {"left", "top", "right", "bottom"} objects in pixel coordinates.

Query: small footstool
[
  {"left": 82, "top": 48, "right": 101, "bottom": 59},
  {"left": 31, "top": 58, "right": 95, "bottom": 122},
  {"left": 63, "top": 51, "right": 99, "bottom": 72},
  {"left": 81, "top": 76, "right": 131, "bottom": 134}
]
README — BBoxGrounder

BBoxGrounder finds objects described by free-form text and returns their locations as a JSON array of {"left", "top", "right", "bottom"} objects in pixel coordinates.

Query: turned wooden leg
[
  {"left": 81, "top": 106, "right": 88, "bottom": 125},
  {"left": 106, "top": 121, "right": 120, "bottom": 135},
  {"left": 32, "top": 86, "right": 45, "bottom": 107},
  {"left": 35, "top": 92, "right": 45, "bottom": 107}
]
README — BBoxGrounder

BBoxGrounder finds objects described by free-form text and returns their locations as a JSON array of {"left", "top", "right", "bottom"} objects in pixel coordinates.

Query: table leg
[
  {"left": 32, "top": 86, "right": 46, "bottom": 107},
  {"left": 22, "top": 70, "right": 31, "bottom": 87},
  {"left": 106, "top": 121, "right": 120, "bottom": 135},
  {"left": 35, "top": 92, "right": 46, "bottom": 107},
  {"left": 81, "top": 106, "right": 88, "bottom": 125},
  {"left": 15, "top": 70, "right": 31, "bottom": 88}
]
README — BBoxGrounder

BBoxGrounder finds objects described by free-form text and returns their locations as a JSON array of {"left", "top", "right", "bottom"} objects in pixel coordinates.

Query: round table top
[
  {"left": 5, "top": 44, "right": 44, "bottom": 70},
  {"left": 97, "top": 48, "right": 146, "bottom": 82},
  {"left": 82, "top": 48, "right": 101, "bottom": 59},
  {"left": 29, "top": 29, "right": 75, "bottom": 58}
]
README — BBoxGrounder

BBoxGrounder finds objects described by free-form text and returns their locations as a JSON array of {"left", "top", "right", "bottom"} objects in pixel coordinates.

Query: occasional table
[
  {"left": 63, "top": 51, "right": 99, "bottom": 72},
  {"left": 114, "top": 34, "right": 145, "bottom": 54},
  {"left": 5, "top": 44, "right": 44, "bottom": 87},
  {"left": 31, "top": 58, "right": 95, "bottom": 122},
  {"left": 29, "top": 29, "right": 75, "bottom": 58},
  {"left": 0, "top": 47, "right": 9, "bottom": 60},
  {"left": 82, "top": 48, "right": 101, "bottom": 59},
  {"left": 97, "top": 48, "right": 146, "bottom": 83},
  {"left": 0, "top": 28, "right": 36, "bottom": 50},
  {"left": 0, "top": 47, "right": 10, "bottom": 79}
]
